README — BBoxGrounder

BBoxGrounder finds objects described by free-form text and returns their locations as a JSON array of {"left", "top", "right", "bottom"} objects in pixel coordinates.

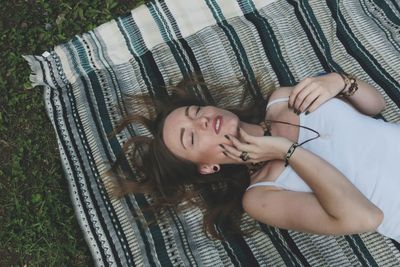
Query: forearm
[
  {"left": 278, "top": 139, "right": 382, "bottom": 222},
  {"left": 331, "top": 73, "right": 386, "bottom": 116}
]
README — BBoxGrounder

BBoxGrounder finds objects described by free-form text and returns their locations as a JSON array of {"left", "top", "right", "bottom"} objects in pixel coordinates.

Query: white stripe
[
  {"left": 131, "top": 4, "right": 164, "bottom": 52},
  {"left": 266, "top": 97, "right": 289, "bottom": 110},
  {"left": 163, "top": 0, "right": 278, "bottom": 42},
  {"left": 251, "top": 0, "right": 281, "bottom": 10},
  {"left": 246, "top": 181, "right": 284, "bottom": 190},
  {"left": 94, "top": 20, "right": 134, "bottom": 65}
]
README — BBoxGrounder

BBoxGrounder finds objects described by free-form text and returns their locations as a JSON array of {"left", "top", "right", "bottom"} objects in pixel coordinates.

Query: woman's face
[{"left": 162, "top": 105, "right": 240, "bottom": 165}]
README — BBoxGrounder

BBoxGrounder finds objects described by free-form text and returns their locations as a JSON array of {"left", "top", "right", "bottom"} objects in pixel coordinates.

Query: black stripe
[
  {"left": 269, "top": 227, "right": 303, "bottom": 267},
  {"left": 116, "top": 15, "right": 176, "bottom": 265},
  {"left": 217, "top": 226, "right": 260, "bottom": 266},
  {"left": 88, "top": 29, "right": 159, "bottom": 266},
  {"left": 344, "top": 235, "right": 378, "bottom": 266},
  {"left": 389, "top": 0, "right": 400, "bottom": 13},
  {"left": 69, "top": 38, "right": 136, "bottom": 265},
  {"left": 147, "top": 1, "right": 194, "bottom": 80},
  {"left": 165, "top": 208, "right": 199, "bottom": 266},
  {"left": 125, "top": 196, "right": 158, "bottom": 267},
  {"left": 392, "top": 238, "right": 400, "bottom": 251},
  {"left": 260, "top": 224, "right": 301, "bottom": 266},
  {"left": 326, "top": 0, "right": 400, "bottom": 108},
  {"left": 372, "top": 0, "right": 400, "bottom": 26},
  {"left": 181, "top": 38, "right": 215, "bottom": 104},
  {"left": 41, "top": 55, "right": 110, "bottom": 265},
  {"left": 206, "top": 0, "right": 263, "bottom": 101},
  {"left": 85, "top": 33, "right": 137, "bottom": 179},
  {"left": 133, "top": 194, "right": 173, "bottom": 266},
  {"left": 242, "top": 8, "right": 297, "bottom": 86},
  {"left": 219, "top": 238, "right": 241, "bottom": 266},
  {"left": 117, "top": 14, "right": 169, "bottom": 101},
  {"left": 84, "top": 35, "right": 130, "bottom": 134},
  {"left": 358, "top": 0, "right": 400, "bottom": 54},
  {"left": 232, "top": 236, "right": 260, "bottom": 266},
  {"left": 159, "top": 0, "right": 215, "bottom": 104},
  {"left": 286, "top": 0, "right": 339, "bottom": 73},
  {"left": 280, "top": 230, "right": 311, "bottom": 267}
]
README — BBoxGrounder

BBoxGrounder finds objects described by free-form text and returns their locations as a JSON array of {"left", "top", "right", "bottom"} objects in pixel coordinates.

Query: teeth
[{"left": 216, "top": 118, "right": 220, "bottom": 131}]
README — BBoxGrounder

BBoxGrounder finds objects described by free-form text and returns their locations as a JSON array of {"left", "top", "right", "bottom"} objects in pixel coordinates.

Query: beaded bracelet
[
  {"left": 337, "top": 73, "right": 359, "bottom": 97},
  {"left": 284, "top": 142, "right": 299, "bottom": 167}
]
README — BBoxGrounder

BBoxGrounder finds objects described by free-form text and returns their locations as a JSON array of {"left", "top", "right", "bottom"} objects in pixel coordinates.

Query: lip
[{"left": 213, "top": 115, "right": 223, "bottom": 134}]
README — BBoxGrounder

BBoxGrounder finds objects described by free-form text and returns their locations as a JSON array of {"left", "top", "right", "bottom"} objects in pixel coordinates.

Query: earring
[{"left": 213, "top": 166, "right": 219, "bottom": 172}]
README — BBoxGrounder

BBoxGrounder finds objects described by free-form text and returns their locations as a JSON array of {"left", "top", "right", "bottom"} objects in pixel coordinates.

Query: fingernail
[
  {"left": 219, "top": 144, "right": 225, "bottom": 149},
  {"left": 224, "top": 135, "right": 230, "bottom": 140},
  {"left": 305, "top": 111, "right": 310, "bottom": 115}
]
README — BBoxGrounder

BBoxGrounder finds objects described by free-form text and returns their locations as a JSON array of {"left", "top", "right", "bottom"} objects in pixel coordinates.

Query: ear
[{"left": 198, "top": 164, "right": 220, "bottom": 174}]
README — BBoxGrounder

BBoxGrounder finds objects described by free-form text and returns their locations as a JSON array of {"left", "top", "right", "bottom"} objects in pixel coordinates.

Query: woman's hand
[
  {"left": 222, "top": 128, "right": 292, "bottom": 163},
  {"left": 289, "top": 73, "right": 344, "bottom": 114}
]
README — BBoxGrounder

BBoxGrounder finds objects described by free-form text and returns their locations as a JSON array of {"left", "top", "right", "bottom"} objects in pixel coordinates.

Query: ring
[{"left": 239, "top": 151, "right": 250, "bottom": 161}]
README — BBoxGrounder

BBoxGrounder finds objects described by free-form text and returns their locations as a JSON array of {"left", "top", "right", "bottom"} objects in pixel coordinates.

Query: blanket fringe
[{"left": 22, "top": 55, "right": 46, "bottom": 87}]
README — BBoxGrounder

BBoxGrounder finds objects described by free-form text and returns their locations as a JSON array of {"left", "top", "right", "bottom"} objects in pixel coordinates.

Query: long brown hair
[{"left": 106, "top": 74, "right": 273, "bottom": 240}]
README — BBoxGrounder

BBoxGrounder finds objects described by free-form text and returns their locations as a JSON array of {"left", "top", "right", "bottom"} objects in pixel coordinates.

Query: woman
[{"left": 110, "top": 72, "right": 400, "bottom": 242}]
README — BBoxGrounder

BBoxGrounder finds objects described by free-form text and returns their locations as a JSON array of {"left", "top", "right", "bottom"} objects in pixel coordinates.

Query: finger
[
  {"left": 305, "top": 91, "right": 332, "bottom": 113},
  {"left": 298, "top": 89, "right": 320, "bottom": 112},
  {"left": 222, "top": 145, "right": 251, "bottom": 163},
  {"left": 225, "top": 134, "right": 253, "bottom": 151},
  {"left": 301, "top": 94, "right": 319, "bottom": 114},
  {"left": 222, "top": 141, "right": 243, "bottom": 158},
  {"left": 293, "top": 83, "right": 317, "bottom": 111},
  {"left": 289, "top": 77, "right": 313, "bottom": 108},
  {"left": 305, "top": 96, "right": 325, "bottom": 113},
  {"left": 223, "top": 147, "right": 255, "bottom": 163},
  {"left": 237, "top": 127, "right": 256, "bottom": 143},
  {"left": 222, "top": 148, "right": 242, "bottom": 162}
]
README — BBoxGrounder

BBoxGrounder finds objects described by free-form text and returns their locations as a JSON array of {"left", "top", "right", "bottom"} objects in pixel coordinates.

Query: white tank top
[{"left": 247, "top": 97, "right": 400, "bottom": 242}]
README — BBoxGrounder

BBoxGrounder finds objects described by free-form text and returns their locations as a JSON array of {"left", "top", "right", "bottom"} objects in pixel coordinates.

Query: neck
[{"left": 238, "top": 121, "right": 264, "bottom": 137}]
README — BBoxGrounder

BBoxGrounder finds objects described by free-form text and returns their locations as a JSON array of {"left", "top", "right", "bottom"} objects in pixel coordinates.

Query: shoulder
[
  {"left": 268, "top": 86, "right": 293, "bottom": 102},
  {"left": 242, "top": 166, "right": 284, "bottom": 212},
  {"left": 242, "top": 186, "right": 272, "bottom": 215},
  {"left": 241, "top": 182, "right": 285, "bottom": 224}
]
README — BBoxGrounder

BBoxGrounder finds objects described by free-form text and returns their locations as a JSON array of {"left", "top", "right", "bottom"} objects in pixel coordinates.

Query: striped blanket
[{"left": 24, "top": 0, "right": 400, "bottom": 266}]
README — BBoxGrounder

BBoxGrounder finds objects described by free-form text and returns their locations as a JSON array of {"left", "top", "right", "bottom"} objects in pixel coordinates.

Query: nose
[{"left": 194, "top": 116, "right": 209, "bottom": 130}]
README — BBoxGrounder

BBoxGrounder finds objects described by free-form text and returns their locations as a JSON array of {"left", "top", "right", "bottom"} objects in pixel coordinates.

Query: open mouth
[{"left": 213, "top": 115, "right": 222, "bottom": 134}]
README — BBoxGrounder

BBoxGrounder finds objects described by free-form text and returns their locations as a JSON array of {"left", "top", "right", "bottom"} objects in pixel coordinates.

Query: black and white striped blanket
[{"left": 24, "top": 0, "right": 400, "bottom": 266}]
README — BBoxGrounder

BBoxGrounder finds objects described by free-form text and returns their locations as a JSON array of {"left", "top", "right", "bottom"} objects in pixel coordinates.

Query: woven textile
[{"left": 24, "top": 0, "right": 400, "bottom": 266}]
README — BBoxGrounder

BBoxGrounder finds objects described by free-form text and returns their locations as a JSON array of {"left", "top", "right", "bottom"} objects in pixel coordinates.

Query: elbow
[
  {"left": 368, "top": 90, "right": 386, "bottom": 116},
  {"left": 365, "top": 208, "right": 384, "bottom": 232},
  {"left": 368, "top": 96, "right": 386, "bottom": 116},
  {"left": 377, "top": 96, "right": 387, "bottom": 114},
  {"left": 373, "top": 208, "right": 384, "bottom": 229},
  {"left": 345, "top": 208, "right": 384, "bottom": 233}
]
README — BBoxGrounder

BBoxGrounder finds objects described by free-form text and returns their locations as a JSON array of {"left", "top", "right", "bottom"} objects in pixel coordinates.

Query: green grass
[{"left": 0, "top": 0, "right": 144, "bottom": 265}]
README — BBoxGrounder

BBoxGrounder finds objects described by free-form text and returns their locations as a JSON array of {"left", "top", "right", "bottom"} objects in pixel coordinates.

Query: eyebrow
[{"left": 180, "top": 106, "right": 191, "bottom": 150}]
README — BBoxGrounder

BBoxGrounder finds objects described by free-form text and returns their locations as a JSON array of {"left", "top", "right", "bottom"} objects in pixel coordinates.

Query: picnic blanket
[{"left": 24, "top": 0, "right": 400, "bottom": 266}]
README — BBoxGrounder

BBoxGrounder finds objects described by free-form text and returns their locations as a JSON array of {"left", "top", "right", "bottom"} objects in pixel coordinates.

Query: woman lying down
[{"left": 108, "top": 72, "right": 399, "bottom": 243}]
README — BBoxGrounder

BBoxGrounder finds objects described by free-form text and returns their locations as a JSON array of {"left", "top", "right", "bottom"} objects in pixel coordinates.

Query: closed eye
[{"left": 189, "top": 106, "right": 201, "bottom": 146}]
